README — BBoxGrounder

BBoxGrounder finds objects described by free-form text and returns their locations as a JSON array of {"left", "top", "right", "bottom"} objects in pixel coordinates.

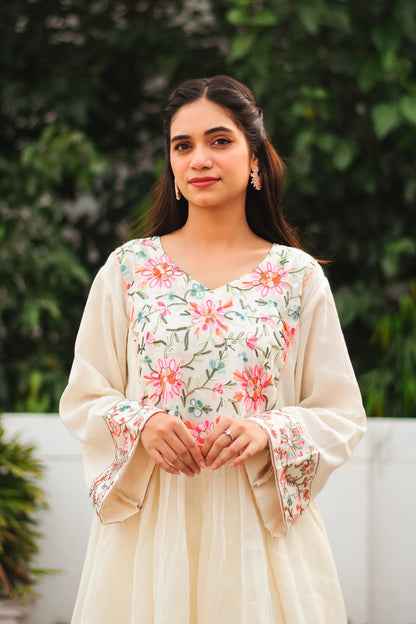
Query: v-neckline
[{"left": 156, "top": 236, "right": 276, "bottom": 293}]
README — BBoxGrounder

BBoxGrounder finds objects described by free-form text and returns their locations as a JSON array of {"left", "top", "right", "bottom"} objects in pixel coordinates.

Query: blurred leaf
[
  {"left": 358, "top": 56, "right": 382, "bottom": 92},
  {"left": 381, "top": 238, "right": 416, "bottom": 278},
  {"left": 332, "top": 139, "right": 358, "bottom": 171},
  {"left": 371, "top": 102, "right": 401, "bottom": 138},
  {"left": 297, "top": 3, "right": 324, "bottom": 35},
  {"left": 316, "top": 132, "right": 336, "bottom": 153},
  {"left": 399, "top": 94, "right": 416, "bottom": 125},
  {"left": 226, "top": 6, "right": 277, "bottom": 27},
  {"left": 371, "top": 24, "right": 401, "bottom": 53},
  {"left": 226, "top": 7, "right": 246, "bottom": 25},
  {"left": 229, "top": 32, "right": 255, "bottom": 61},
  {"left": 251, "top": 9, "right": 278, "bottom": 26}
]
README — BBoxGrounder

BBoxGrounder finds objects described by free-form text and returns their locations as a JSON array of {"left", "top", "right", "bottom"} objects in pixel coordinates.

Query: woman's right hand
[{"left": 141, "top": 411, "right": 206, "bottom": 476}]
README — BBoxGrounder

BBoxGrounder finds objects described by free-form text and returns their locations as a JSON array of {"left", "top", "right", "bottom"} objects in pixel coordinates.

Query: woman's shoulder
[
  {"left": 271, "top": 243, "right": 319, "bottom": 275},
  {"left": 106, "top": 237, "right": 160, "bottom": 287},
  {"left": 115, "top": 236, "right": 160, "bottom": 257},
  {"left": 268, "top": 244, "right": 328, "bottom": 304}
]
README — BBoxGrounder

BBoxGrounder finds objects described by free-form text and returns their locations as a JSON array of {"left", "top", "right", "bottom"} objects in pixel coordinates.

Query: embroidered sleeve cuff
[
  {"left": 89, "top": 400, "right": 161, "bottom": 523},
  {"left": 248, "top": 409, "right": 319, "bottom": 536}
]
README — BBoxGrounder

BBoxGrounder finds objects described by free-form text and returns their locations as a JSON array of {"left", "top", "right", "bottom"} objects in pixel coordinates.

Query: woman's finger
[
  {"left": 204, "top": 429, "right": 237, "bottom": 466},
  {"left": 156, "top": 435, "right": 201, "bottom": 476},
  {"left": 229, "top": 441, "right": 262, "bottom": 467},
  {"left": 145, "top": 446, "right": 180, "bottom": 476},
  {"left": 208, "top": 437, "right": 249, "bottom": 470},
  {"left": 172, "top": 421, "right": 207, "bottom": 469},
  {"left": 141, "top": 411, "right": 205, "bottom": 474},
  {"left": 201, "top": 417, "right": 233, "bottom": 457},
  {"left": 205, "top": 420, "right": 268, "bottom": 468}
]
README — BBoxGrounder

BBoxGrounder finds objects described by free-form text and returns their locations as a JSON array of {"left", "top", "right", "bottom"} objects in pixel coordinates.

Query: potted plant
[{"left": 0, "top": 417, "right": 49, "bottom": 623}]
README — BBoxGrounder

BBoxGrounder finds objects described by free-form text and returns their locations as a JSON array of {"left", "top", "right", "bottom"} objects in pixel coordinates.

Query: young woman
[{"left": 60, "top": 75, "right": 366, "bottom": 623}]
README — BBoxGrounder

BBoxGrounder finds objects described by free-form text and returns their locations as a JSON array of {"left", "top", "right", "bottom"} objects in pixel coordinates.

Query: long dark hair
[{"left": 138, "top": 75, "right": 303, "bottom": 249}]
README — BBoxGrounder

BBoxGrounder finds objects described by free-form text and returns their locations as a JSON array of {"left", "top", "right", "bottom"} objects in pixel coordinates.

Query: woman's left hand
[{"left": 201, "top": 416, "right": 268, "bottom": 470}]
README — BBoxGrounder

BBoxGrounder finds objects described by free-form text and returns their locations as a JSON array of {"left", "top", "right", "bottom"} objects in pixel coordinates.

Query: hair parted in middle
[{"left": 142, "top": 75, "right": 302, "bottom": 250}]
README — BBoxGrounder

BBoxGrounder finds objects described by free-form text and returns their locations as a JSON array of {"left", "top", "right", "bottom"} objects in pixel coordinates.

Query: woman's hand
[
  {"left": 201, "top": 416, "right": 268, "bottom": 470},
  {"left": 141, "top": 411, "right": 206, "bottom": 476}
]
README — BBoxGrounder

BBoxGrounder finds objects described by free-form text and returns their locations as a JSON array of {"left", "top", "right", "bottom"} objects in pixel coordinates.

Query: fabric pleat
[{"left": 71, "top": 466, "right": 347, "bottom": 624}]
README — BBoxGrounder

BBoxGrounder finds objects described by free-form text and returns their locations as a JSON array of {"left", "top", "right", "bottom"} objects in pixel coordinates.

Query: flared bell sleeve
[
  {"left": 245, "top": 265, "right": 366, "bottom": 537},
  {"left": 59, "top": 253, "right": 162, "bottom": 524}
]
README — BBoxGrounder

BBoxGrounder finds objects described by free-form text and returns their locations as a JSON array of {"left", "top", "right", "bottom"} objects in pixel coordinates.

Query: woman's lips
[{"left": 189, "top": 177, "right": 219, "bottom": 188}]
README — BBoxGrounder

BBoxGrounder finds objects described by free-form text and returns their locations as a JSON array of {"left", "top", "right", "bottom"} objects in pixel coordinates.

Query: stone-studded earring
[
  {"left": 250, "top": 166, "right": 262, "bottom": 191},
  {"left": 175, "top": 180, "right": 181, "bottom": 200}
]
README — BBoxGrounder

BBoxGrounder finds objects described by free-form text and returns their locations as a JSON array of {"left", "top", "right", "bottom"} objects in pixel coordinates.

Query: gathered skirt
[{"left": 71, "top": 465, "right": 347, "bottom": 624}]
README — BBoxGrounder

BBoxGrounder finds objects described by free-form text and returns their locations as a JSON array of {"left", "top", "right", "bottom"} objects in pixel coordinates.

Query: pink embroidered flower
[
  {"left": 245, "top": 332, "right": 258, "bottom": 350},
  {"left": 233, "top": 365, "right": 273, "bottom": 412},
  {"left": 186, "top": 417, "right": 220, "bottom": 449},
  {"left": 144, "top": 358, "right": 184, "bottom": 403},
  {"left": 156, "top": 301, "right": 171, "bottom": 317},
  {"left": 188, "top": 299, "right": 232, "bottom": 339},
  {"left": 212, "top": 382, "right": 224, "bottom": 399},
  {"left": 282, "top": 321, "right": 296, "bottom": 363},
  {"left": 243, "top": 262, "right": 290, "bottom": 297},
  {"left": 260, "top": 316, "right": 274, "bottom": 328},
  {"left": 135, "top": 255, "right": 183, "bottom": 288},
  {"left": 142, "top": 238, "right": 154, "bottom": 246},
  {"left": 145, "top": 331, "right": 155, "bottom": 347}
]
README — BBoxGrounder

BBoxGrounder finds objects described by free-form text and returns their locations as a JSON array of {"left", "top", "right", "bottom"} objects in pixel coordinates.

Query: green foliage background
[{"left": 0, "top": 0, "right": 415, "bottom": 416}]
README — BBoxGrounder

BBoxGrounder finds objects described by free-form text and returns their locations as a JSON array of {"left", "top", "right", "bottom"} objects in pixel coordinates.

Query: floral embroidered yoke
[
  {"left": 110, "top": 237, "right": 319, "bottom": 529},
  {"left": 61, "top": 236, "right": 365, "bottom": 535},
  {"left": 60, "top": 236, "right": 366, "bottom": 623}
]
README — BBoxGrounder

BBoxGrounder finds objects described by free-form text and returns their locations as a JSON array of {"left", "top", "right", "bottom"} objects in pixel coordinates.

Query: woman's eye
[
  {"left": 213, "top": 138, "right": 232, "bottom": 146},
  {"left": 174, "top": 143, "right": 191, "bottom": 152}
]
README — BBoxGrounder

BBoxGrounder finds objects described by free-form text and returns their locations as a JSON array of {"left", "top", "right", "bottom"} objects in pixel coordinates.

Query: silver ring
[{"left": 224, "top": 428, "right": 234, "bottom": 442}]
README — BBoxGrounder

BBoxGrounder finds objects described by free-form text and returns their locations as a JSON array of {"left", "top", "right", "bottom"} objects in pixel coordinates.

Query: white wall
[{"left": 2, "top": 415, "right": 416, "bottom": 624}]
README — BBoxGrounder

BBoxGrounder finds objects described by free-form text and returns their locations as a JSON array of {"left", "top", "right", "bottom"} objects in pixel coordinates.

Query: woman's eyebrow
[{"left": 171, "top": 126, "right": 235, "bottom": 143}]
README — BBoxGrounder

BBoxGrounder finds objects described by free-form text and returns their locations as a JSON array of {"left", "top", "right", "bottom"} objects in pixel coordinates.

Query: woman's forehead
[{"left": 170, "top": 98, "right": 239, "bottom": 136}]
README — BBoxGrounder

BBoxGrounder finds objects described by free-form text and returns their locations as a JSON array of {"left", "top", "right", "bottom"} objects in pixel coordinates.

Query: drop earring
[
  {"left": 175, "top": 180, "right": 181, "bottom": 200},
  {"left": 250, "top": 166, "right": 262, "bottom": 191}
]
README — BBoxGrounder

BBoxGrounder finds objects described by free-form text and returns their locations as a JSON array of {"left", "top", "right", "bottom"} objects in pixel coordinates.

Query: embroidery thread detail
[{"left": 89, "top": 401, "right": 159, "bottom": 516}]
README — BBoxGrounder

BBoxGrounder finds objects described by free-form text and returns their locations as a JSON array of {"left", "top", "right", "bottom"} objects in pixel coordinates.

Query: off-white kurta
[{"left": 60, "top": 237, "right": 366, "bottom": 624}]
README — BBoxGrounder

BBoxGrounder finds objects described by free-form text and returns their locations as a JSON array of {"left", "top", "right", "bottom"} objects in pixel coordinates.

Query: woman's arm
[
  {"left": 245, "top": 266, "right": 366, "bottom": 537},
  {"left": 60, "top": 253, "right": 163, "bottom": 524}
]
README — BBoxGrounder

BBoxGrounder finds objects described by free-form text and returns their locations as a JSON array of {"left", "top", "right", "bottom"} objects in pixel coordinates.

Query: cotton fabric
[{"left": 60, "top": 237, "right": 366, "bottom": 623}]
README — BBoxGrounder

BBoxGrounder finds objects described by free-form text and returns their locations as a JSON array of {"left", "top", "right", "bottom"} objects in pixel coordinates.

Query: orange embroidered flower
[
  {"left": 233, "top": 365, "right": 273, "bottom": 412},
  {"left": 282, "top": 321, "right": 296, "bottom": 363},
  {"left": 188, "top": 299, "right": 232, "bottom": 339},
  {"left": 243, "top": 262, "right": 290, "bottom": 297},
  {"left": 135, "top": 255, "right": 183, "bottom": 288},
  {"left": 144, "top": 358, "right": 184, "bottom": 403}
]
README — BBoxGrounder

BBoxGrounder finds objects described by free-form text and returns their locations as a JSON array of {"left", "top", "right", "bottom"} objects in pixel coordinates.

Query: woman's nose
[{"left": 190, "top": 145, "right": 213, "bottom": 169}]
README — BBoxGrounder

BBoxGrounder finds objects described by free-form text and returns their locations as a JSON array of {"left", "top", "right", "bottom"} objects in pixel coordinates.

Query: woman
[{"left": 60, "top": 75, "right": 366, "bottom": 624}]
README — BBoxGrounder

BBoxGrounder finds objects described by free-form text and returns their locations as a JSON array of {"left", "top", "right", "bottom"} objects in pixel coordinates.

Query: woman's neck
[{"left": 177, "top": 205, "right": 258, "bottom": 250}]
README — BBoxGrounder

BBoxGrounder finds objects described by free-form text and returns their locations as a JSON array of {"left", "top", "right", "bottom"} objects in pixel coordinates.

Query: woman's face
[{"left": 169, "top": 97, "right": 257, "bottom": 211}]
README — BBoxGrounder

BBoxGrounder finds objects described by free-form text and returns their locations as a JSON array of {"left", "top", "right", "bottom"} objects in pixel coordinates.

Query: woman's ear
[{"left": 250, "top": 153, "right": 259, "bottom": 169}]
